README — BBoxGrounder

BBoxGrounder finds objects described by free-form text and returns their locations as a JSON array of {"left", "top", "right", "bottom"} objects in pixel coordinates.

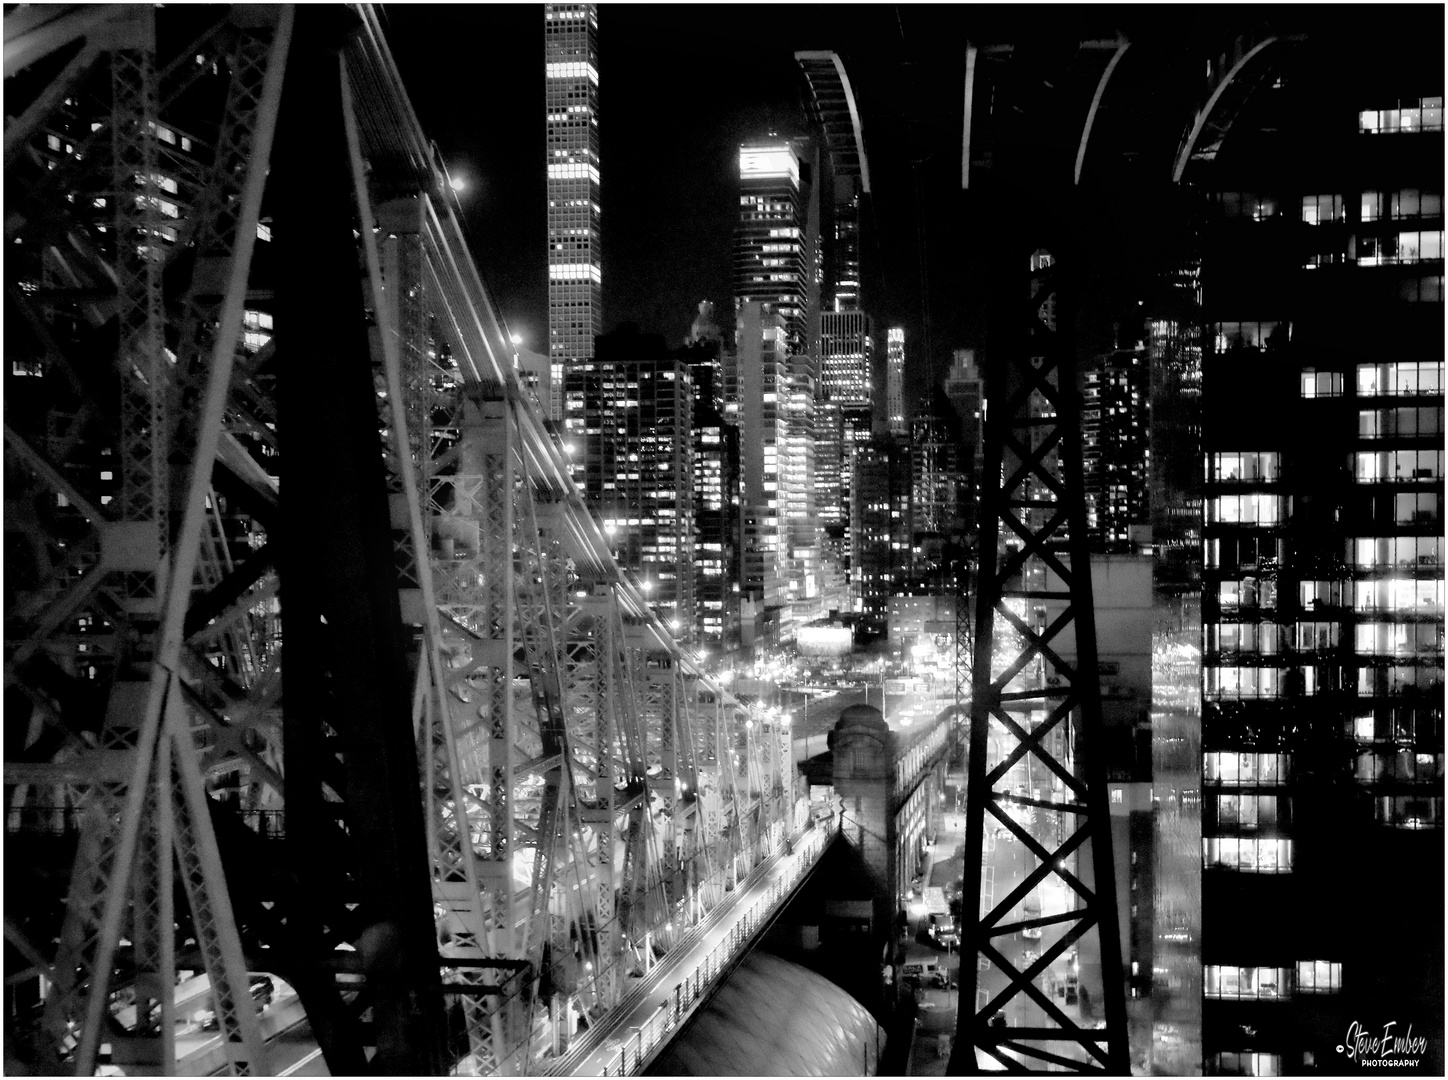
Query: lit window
[
  {"left": 1204, "top": 965, "right": 1292, "bottom": 999},
  {"left": 1201, "top": 839, "right": 1294, "bottom": 874},
  {"left": 1300, "top": 194, "right": 1343, "bottom": 225},
  {"left": 1210, "top": 452, "right": 1281, "bottom": 481},
  {"left": 1204, "top": 752, "right": 1288, "bottom": 785},
  {"left": 1359, "top": 98, "right": 1444, "bottom": 134},
  {"left": 1358, "top": 407, "right": 1444, "bottom": 438},
  {"left": 1300, "top": 369, "right": 1343, "bottom": 397},
  {"left": 1391, "top": 189, "right": 1444, "bottom": 219},
  {"left": 1214, "top": 321, "right": 1285, "bottom": 354},
  {"left": 1358, "top": 360, "right": 1444, "bottom": 396},
  {"left": 1210, "top": 1052, "right": 1283, "bottom": 1076},
  {"left": 1352, "top": 449, "right": 1444, "bottom": 483},
  {"left": 1296, "top": 961, "right": 1342, "bottom": 994},
  {"left": 1204, "top": 665, "right": 1285, "bottom": 698},
  {"left": 1206, "top": 494, "right": 1283, "bottom": 524}
]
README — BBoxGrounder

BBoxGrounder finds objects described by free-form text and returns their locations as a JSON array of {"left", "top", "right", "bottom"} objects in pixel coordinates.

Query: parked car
[{"left": 927, "top": 912, "right": 960, "bottom": 949}]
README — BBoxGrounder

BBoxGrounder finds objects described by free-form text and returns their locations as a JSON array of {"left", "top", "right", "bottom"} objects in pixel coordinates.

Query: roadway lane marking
[{"left": 280, "top": 1047, "right": 324, "bottom": 1076}]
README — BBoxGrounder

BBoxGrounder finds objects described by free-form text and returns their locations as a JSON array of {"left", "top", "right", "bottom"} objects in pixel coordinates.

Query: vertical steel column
[
  {"left": 272, "top": 8, "right": 445, "bottom": 1073},
  {"left": 951, "top": 230, "right": 1129, "bottom": 1073}
]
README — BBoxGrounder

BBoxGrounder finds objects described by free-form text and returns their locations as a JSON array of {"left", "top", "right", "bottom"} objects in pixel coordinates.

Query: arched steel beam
[
  {"left": 1074, "top": 38, "right": 1131, "bottom": 185},
  {"left": 795, "top": 49, "right": 871, "bottom": 193},
  {"left": 1172, "top": 33, "right": 1279, "bottom": 183}
]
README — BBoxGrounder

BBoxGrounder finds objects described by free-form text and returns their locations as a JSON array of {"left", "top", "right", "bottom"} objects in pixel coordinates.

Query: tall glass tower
[
  {"left": 734, "top": 141, "right": 808, "bottom": 351},
  {"left": 545, "top": 3, "right": 600, "bottom": 431},
  {"left": 886, "top": 327, "right": 906, "bottom": 436}
]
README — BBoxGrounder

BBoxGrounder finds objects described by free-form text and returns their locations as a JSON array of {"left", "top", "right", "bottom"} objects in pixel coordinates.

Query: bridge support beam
[{"left": 951, "top": 223, "right": 1130, "bottom": 1073}]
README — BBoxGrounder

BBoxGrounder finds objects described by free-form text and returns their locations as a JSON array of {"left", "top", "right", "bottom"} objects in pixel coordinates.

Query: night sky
[{"left": 377, "top": 5, "right": 1332, "bottom": 404}]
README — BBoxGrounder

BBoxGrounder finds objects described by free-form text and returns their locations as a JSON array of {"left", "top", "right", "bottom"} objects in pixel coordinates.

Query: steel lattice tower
[{"left": 950, "top": 37, "right": 1135, "bottom": 1074}]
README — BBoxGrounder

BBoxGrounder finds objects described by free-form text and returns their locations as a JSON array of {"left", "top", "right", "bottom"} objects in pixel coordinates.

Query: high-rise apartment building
[
  {"left": 943, "top": 349, "right": 986, "bottom": 536},
  {"left": 1081, "top": 345, "right": 1148, "bottom": 553},
  {"left": 910, "top": 414, "right": 963, "bottom": 553},
  {"left": 684, "top": 341, "right": 741, "bottom": 647},
  {"left": 1191, "top": 34, "right": 1443, "bottom": 1074},
  {"left": 819, "top": 310, "right": 873, "bottom": 536},
  {"left": 545, "top": 3, "right": 600, "bottom": 431},
  {"left": 565, "top": 329, "right": 695, "bottom": 637},
  {"left": 851, "top": 439, "right": 912, "bottom": 631},
  {"left": 886, "top": 328, "right": 906, "bottom": 437},
  {"left": 736, "top": 302, "right": 789, "bottom": 614},
  {"left": 1147, "top": 273, "right": 1205, "bottom": 593}
]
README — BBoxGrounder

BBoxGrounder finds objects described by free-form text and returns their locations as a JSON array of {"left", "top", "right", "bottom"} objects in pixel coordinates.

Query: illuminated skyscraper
[
  {"left": 734, "top": 141, "right": 820, "bottom": 621},
  {"left": 545, "top": 2, "right": 600, "bottom": 431},
  {"left": 886, "top": 327, "right": 906, "bottom": 436},
  {"left": 734, "top": 141, "right": 808, "bottom": 350},
  {"left": 736, "top": 302, "right": 789, "bottom": 615},
  {"left": 1081, "top": 344, "right": 1148, "bottom": 553},
  {"left": 820, "top": 309, "right": 871, "bottom": 406}
]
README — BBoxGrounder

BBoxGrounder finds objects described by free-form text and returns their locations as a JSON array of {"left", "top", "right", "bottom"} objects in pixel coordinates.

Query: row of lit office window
[
  {"left": 1206, "top": 644, "right": 1443, "bottom": 697},
  {"left": 1356, "top": 752, "right": 1443, "bottom": 789},
  {"left": 1204, "top": 962, "right": 1342, "bottom": 1000},
  {"left": 1207, "top": 1051, "right": 1281, "bottom": 1076},
  {"left": 1209, "top": 492, "right": 1440, "bottom": 534},
  {"left": 1359, "top": 98, "right": 1443, "bottom": 133},
  {"left": 1353, "top": 448, "right": 1444, "bottom": 482},
  {"left": 1301, "top": 360, "right": 1444, "bottom": 398},
  {"left": 1201, "top": 661, "right": 1440, "bottom": 700},
  {"left": 1210, "top": 581, "right": 1444, "bottom": 629},
  {"left": 1202, "top": 837, "right": 1293, "bottom": 873},
  {"left": 1304, "top": 188, "right": 1442, "bottom": 224}
]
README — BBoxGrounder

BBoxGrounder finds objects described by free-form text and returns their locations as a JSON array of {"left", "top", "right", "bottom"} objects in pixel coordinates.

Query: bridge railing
[{"left": 595, "top": 816, "right": 837, "bottom": 1077}]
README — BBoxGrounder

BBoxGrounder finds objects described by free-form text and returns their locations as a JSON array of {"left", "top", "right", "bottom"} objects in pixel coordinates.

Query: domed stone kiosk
[
  {"left": 830, "top": 703, "right": 892, "bottom": 781},
  {"left": 829, "top": 703, "right": 896, "bottom": 972}
]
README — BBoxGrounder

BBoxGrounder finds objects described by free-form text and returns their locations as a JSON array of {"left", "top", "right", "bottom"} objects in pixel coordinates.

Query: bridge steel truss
[
  {"left": 3, "top": 5, "right": 803, "bottom": 1075},
  {"left": 951, "top": 37, "right": 1135, "bottom": 1076}
]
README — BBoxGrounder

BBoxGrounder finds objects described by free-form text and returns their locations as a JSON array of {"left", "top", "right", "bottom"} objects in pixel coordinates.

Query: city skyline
[
  {"left": 3, "top": 3, "right": 1441, "bottom": 1075},
  {"left": 383, "top": 5, "right": 1360, "bottom": 412}
]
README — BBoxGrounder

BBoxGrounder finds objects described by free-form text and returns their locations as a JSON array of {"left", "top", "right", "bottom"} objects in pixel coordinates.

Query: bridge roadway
[{"left": 550, "top": 814, "right": 839, "bottom": 1077}]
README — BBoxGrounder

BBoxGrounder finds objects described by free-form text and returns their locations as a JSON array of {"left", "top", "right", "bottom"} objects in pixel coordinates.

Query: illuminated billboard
[{"left": 796, "top": 625, "right": 853, "bottom": 656}]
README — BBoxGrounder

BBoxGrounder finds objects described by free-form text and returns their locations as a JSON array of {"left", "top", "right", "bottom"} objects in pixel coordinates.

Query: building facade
[
  {"left": 851, "top": 439, "right": 912, "bottom": 632},
  {"left": 1192, "top": 37, "right": 1444, "bottom": 1075},
  {"left": 944, "top": 348, "right": 986, "bottom": 541},
  {"left": 736, "top": 302, "right": 789, "bottom": 613},
  {"left": 565, "top": 329, "right": 696, "bottom": 637},
  {"left": 545, "top": 2, "right": 601, "bottom": 431},
  {"left": 1081, "top": 345, "right": 1149, "bottom": 553},
  {"left": 909, "top": 414, "right": 964, "bottom": 569},
  {"left": 886, "top": 327, "right": 906, "bottom": 436},
  {"left": 685, "top": 342, "right": 741, "bottom": 647}
]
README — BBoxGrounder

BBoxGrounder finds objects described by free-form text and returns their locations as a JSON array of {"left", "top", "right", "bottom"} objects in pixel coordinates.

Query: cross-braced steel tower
[{"left": 950, "top": 37, "right": 1134, "bottom": 1074}]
